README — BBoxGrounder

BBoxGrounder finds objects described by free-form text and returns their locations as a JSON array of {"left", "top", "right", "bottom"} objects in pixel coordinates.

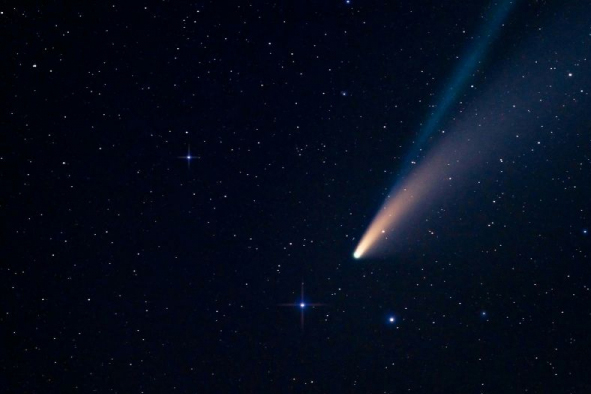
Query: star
[
  {"left": 179, "top": 144, "right": 198, "bottom": 168},
  {"left": 279, "top": 282, "right": 326, "bottom": 330}
]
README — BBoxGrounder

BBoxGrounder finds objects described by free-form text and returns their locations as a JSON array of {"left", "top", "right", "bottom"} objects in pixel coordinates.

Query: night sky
[{"left": 4, "top": 1, "right": 591, "bottom": 392}]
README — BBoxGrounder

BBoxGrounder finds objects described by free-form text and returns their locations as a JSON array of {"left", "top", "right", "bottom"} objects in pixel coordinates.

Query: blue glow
[
  {"left": 300, "top": 302, "right": 305, "bottom": 308},
  {"left": 179, "top": 145, "right": 197, "bottom": 168},
  {"left": 395, "top": 0, "right": 518, "bottom": 182}
]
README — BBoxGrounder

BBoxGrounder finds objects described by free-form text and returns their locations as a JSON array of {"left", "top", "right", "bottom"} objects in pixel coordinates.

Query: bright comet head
[{"left": 352, "top": 0, "right": 518, "bottom": 259}]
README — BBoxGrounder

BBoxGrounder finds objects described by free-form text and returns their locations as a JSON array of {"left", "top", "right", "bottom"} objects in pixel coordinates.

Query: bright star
[
  {"left": 389, "top": 316, "right": 395, "bottom": 323},
  {"left": 179, "top": 144, "right": 197, "bottom": 168},
  {"left": 279, "top": 283, "right": 326, "bottom": 330}
]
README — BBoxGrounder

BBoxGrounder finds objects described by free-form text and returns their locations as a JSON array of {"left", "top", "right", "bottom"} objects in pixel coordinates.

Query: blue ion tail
[
  {"left": 396, "top": 0, "right": 518, "bottom": 182},
  {"left": 354, "top": 0, "right": 518, "bottom": 260}
]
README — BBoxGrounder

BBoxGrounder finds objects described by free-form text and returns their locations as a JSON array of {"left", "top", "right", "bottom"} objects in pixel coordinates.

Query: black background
[{"left": 4, "top": 1, "right": 591, "bottom": 392}]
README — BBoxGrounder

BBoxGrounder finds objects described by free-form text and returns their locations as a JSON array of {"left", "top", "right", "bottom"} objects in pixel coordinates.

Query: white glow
[{"left": 300, "top": 303, "right": 305, "bottom": 308}]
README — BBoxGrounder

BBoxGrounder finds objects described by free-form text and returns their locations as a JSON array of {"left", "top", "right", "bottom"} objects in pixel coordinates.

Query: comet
[
  {"left": 354, "top": 148, "right": 451, "bottom": 259},
  {"left": 354, "top": 0, "right": 518, "bottom": 259}
]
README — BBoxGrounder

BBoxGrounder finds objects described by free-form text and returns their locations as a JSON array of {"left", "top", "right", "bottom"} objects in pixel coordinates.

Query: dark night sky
[{"left": 4, "top": 1, "right": 591, "bottom": 392}]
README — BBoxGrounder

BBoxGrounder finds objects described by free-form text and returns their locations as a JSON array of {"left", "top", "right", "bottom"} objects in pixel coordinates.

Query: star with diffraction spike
[
  {"left": 179, "top": 144, "right": 198, "bottom": 168},
  {"left": 278, "top": 282, "right": 326, "bottom": 330}
]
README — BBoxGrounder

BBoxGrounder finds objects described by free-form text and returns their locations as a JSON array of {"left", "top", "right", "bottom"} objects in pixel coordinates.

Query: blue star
[
  {"left": 583, "top": 229, "right": 588, "bottom": 235},
  {"left": 179, "top": 145, "right": 197, "bottom": 168},
  {"left": 279, "top": 283, "right": 326, "bottom": 330},
  {"left": 386, "top": 314, "right": 397, "bottom": 326}
]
